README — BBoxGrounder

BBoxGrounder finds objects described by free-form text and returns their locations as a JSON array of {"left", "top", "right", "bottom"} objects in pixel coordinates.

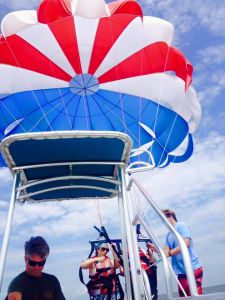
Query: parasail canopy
[{"left": 0, "top": 0, "right": 201, "bottom": 170}]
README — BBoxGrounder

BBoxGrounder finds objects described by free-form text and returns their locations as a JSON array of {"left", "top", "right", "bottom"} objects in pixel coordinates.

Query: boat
[{"left": 0, "top": 0, "right": 224, "bottom": 299}]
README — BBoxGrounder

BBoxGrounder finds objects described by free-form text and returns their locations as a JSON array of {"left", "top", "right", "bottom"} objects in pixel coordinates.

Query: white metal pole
[
  {"left": 119, "top": 168, "right": 144, "bottom": 299},
  {"left": 131, "top": 177, "right": 198, "bottom": 296},
  {"left": 139, "top": 216, "right": 173, "bottom": 299},
  {"left": 125, "top": 176, "right": 148, "bottom": 299},
  {"left": 118, "top": 191, "right": 133, "bottom": 299},
  {"left": 0, "top": 173, "right": 19, "bottom": 291}
]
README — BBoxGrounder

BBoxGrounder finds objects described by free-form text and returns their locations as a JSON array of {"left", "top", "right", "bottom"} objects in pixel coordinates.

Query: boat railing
[{"left": 127, "top": 175, "right": 199, "bottom": 299}]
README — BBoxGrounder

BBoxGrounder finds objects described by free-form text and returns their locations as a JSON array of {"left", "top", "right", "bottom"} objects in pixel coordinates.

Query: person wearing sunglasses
[
  {"left": 81, "top": 242, "right": 122, "bottom": 299},
  {"left": 6, "top": 236, "right": 66, "bottom": 300}
]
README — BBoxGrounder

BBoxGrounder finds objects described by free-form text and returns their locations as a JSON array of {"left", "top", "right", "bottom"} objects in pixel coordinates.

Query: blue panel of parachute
[{"left": 0, "top": 87, "right": 192, "bottom": 167}]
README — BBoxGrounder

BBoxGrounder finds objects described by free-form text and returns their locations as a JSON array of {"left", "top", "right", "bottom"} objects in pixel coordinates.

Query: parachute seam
[
  {"left": 3, "top": 39, "right": 54, "bottom": 133},
  {"left": 36, "top": 23, "right": 73, "bottom": 130}
]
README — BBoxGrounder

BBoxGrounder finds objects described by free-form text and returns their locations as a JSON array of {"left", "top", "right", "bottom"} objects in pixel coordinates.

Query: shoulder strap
[{"left": 79, "top": 242, "right": 95, "bottom": 285}]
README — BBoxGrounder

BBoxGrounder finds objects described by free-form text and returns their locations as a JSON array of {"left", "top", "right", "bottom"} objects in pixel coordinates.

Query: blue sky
[{"left": 0, "top": 0, "right": 225, "bottom": 299}]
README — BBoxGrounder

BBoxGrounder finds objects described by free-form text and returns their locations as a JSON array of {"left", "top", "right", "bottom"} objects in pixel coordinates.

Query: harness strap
[{"left": 79, "top": 243, "right": 95, "bottom": 285}]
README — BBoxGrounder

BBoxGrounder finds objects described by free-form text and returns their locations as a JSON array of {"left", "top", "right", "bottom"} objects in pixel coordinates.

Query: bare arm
[
  {"left": 164, "top": 238, "right": 191, "bottom": 257},
  {"left": 8, "top": 292, "right": 22, "bottom": 300},
  {"left": 110, "top": 244, "right": 120, "bottom": 269},
  {"left": 80, "top": 256, "right": 105, "bottom": 269}
]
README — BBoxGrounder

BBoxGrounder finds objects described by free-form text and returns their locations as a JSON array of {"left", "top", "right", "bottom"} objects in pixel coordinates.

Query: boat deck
[{"left": 170, "top": 293, "right": 225, "bottom": 300}]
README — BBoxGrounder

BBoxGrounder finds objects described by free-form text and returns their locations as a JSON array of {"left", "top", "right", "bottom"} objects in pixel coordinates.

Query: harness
[
  {"left": 139, "top": 247, "right": 157, "bottom": 275},
  {"left": 79, "top": 226, "right": 124, "bottom": 299},
  {"left": 139, "top": 248, "right": 151, "bottom": 271},
  {"left": 87, "top": 256, "right": 116, "bottom": 297}
]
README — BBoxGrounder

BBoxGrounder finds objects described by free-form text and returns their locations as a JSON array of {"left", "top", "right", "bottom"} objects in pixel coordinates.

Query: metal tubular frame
[
  {"left": 14, "top": 161, "right": 123, "bottom": 203},
  {"left": 119, "top": 168, "right": 145, "bottom": 299},
  {"left": 130, "top": 177, "right": 198, "bottom": 297},
  {"left": 139, "top": 216, "right": 174, "bottom": 299},
  {"left": 0, "top": 173, "right": 19, "bottom": 291},
  {"left": 13, "top": 161, "right": 125, "bottom": 171},
  {"left": 18, "top": 185, "right": 119, "bottom": 201},
  {"left": 117, "top": 176, "right": 133, "bottom": 299},
  {"left": 1, "top": 137, "right": 225, "bottom": 299},
  {"left": 17, "top": 175, "right": 120, "bottom": 191}
]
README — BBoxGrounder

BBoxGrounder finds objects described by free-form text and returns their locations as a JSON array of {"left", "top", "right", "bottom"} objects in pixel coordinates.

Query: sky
[{"left": 0, "top": 0, "right": 225, "bottom": 299}]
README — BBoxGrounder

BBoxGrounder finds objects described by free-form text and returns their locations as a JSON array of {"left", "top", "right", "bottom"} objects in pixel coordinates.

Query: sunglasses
[
  {"left": 28, "top": 258, "right": 46, "bottom": 267},
  {"left": 100, "top": 247, "right": 109, "bottom": 252}
]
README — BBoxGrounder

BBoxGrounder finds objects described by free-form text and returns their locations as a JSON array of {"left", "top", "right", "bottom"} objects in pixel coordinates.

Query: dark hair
[
  {"left": 24, "top": 236, "right": 49, "bottom": 258},
  {"left": 162, "top": 209, "right": 178, "bottom": 222}
]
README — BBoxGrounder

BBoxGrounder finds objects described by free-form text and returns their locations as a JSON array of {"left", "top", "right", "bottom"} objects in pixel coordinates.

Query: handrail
[
  {"left": 139, "top": 216, "right": 174, "bottom": 299},
  {"left": 129, "top": 176, "right": 198, "bottom": 297},
  {"left": 0, "top": 173, "right": 19, "bottom": 291},
  {"left": 119, "top": 169, "right": 145, "bottom": 299}
]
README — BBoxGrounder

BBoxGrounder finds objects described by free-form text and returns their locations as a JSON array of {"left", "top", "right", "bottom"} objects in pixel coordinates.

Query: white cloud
[
  {"left": 132, "top": 133, "right": 225, "bottom": 288},
  {"left": 142, "top": 0, "right": 225, "bottom": 38},
  {"left": 1, "top": 197, "right": 120, "bottom": 242},
  {"left": 194, "top": 1, "right": 225, "bottom": 37},
  {"left": 139, "top": 133, "right": 225, "bottom": 203},
  {"left": 211, "top": 70, "right": 225, "bottom": 87},
  {"left": 1, "top": 0, "right": 39, "bottom": 11},
  {"left": 198, "top": 86, "right": 221, "bottom": 104},
  {"left": 0, "top": 168, "right": 12, "bottom": 185},
  {"left": 199, "top": 45, "right": 225, "bottom": 67}
]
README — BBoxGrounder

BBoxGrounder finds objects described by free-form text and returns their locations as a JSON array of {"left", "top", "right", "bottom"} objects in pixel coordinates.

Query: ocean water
[
  {"left": 203, "top": 284, "right": 225, "bottom": 294},
  {"left": 158, "top": 284, "right": 225, "bottom": 299}
]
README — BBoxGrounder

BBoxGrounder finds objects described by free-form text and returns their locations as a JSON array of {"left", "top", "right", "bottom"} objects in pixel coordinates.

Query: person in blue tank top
[{"left": 162, "top": 209, "right": 203, "bottom": 297}]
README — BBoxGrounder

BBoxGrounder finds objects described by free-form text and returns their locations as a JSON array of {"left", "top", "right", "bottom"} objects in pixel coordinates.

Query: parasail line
[
  {"left": 152, "top": 46, "right": 171, "bottom": 134},
  {"left": 34, "top": 23, "right": 73, "bottom": 130},
  {"left": 71, "top": 95, "right": 82, "bottom": 129},
  {"left": 107, "top": 18, "right": 128, "bottom": 138},
  {"left": 158, "top": 91, "right": 187, "bottom": 166},
  {"left": 26, "top": 89, "right": 73, "bottom": 132},
  {"left": 89, "top": 94, "right": 116, "bottom": 131},
  {"left": 0, "top": 101, "right": 27, "bottom": 134},
  {"left": 28, "top": 102, "right": 62, "bottom": 133},
  {"left": 93, "top": 91, "right": 139, "bottom": 142},
  {"left": 25, "top": 89, "right": 72, "bottom": 132},
  {"left": 103, "top": 103, "right": 139, "bottom": 145},
  {"left": 81, "top": 73, "right": 91, "bottom": 130},
  {"left": 94, "top": 91, "right": 136, "bottom": 122},
  {"left": 93, "top": 198, "right": 104, "bottom": 227},
  {"left": 148, "top": 43, "right": 172, "bottom": 163},
  {"left": 40, "top": 90, "right": 79, "bottom": 131},
  {"left": 137, "top": 38, "right": 145, "bottom": 160}
]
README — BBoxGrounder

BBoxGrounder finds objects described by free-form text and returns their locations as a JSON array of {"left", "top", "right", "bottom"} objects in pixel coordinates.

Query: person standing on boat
[
  {"left": 81, "top": 242, "right": 122, "bottom": 300},
  {"left": 6, "top": 236, "right": 66, "bottom": 300},
  {"left": 162, "top": 209, "right": 203, "bottom": 297}
]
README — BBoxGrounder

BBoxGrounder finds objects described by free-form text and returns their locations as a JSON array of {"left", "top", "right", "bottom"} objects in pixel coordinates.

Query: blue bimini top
[{"left": 0, "top": 131, "right": 132, "bottom": 202}]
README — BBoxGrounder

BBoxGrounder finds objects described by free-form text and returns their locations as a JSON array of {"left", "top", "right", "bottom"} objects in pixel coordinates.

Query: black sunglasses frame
[
  {"left": 100, "top": 247, "right": 109, "bottom": 252},
  {"left": 28, "top": 258, "right": 46, "bottom": 267}
]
